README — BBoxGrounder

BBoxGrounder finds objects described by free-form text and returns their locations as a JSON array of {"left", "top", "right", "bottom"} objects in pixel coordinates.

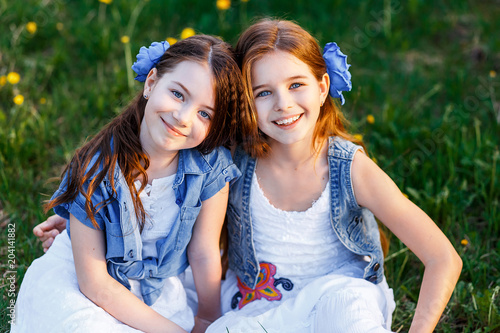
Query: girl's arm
[
  {"left": 351, "top": 151, "right": 462, "bottom": 333},
  {"left": 187, "top": 183, "right": 229, "bottom": 332},
  {"left": 69, "top": 214, "right": 188, "bottom": 333}
]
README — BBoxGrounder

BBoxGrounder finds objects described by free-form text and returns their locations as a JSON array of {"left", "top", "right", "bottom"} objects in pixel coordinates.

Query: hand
[
  {"left": 33, "top": 215, "right": 67, "bottom": 252},
  {"left": 191, "top": 316, "right": 214, "bottom": 333}
]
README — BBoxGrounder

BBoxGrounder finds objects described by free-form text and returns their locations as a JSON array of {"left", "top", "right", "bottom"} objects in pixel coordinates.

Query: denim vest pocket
[
  {"left": 105, "top": 219, "right": 122, "bottom": 236},
  {"left": 175, "top": 204, "right": 201, "bottom": 251},
  {"left": 104, "top": 219, "right": 125, "bottom": 260},
  {"left": 346, "top": 214, "right": 374, "bottom": 251}
]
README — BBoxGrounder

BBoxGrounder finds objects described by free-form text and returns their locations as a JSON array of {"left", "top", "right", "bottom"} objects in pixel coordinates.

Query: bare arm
[
  {"left": 352, "top": 151, "right": 462, "bottom": 333},
  {"left": 188, "top": 183, "right": 229, "bottom": 332},
  {"left": 69, "top": 214, "right": 187, "bottom": 333},
  {"left": 33, "top": 215, "right": 67, "bottom": 252}
]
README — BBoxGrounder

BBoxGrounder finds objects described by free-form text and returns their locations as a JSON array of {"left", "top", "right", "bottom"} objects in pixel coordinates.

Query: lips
[
  {"left": 273, "top": 114, "right": 302, "bottom": 126},
  {"left": 162, "top": 118, "right": 186, "bottom": 136}
]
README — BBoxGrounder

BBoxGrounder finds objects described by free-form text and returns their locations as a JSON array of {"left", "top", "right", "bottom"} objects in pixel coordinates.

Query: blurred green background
[{"left": 1, "top": 0, "right": 499, "bottom": 331}]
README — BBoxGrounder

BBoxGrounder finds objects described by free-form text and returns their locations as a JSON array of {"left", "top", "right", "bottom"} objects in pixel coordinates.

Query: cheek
[
  {"left": 195, "top": 122, "right": 210, "bottom": 141},
  {"left": 254, "top": 101, "right": 268, "bottom": 121}
]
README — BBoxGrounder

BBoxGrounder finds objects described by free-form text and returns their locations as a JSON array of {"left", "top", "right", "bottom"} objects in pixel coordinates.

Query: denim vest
[
  {"left": 227, "top": 136, "right": 384, "bottom": 289},
  {"left": 52, "top": 146, "right": 240, "bottom": 305}
]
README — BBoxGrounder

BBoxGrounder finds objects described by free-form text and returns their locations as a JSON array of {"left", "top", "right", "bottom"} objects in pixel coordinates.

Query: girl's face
[
  {"left": 250, "top": 50, "right": 329, "bottom": 147},
  {"left": 140, "top": 60, "right": 215, "bottom": 157}
]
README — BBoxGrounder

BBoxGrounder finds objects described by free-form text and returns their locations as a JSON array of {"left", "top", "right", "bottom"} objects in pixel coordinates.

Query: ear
[
  {"left": 319, "top": 72, "right": 330, "bottom": 105},
  {"left": 143, "top": 68, "right": 158, "bottom": 95}
]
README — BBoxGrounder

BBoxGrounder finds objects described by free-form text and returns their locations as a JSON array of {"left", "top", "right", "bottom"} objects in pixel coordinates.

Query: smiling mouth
[
  {"left": 273, "top": 114, "right": 302, "bottom": 126},
  {"left": 162, "top": 118, "right": 186, "bottom": 137}
]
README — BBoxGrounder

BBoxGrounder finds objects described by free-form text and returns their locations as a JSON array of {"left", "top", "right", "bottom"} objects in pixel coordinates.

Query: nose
[
  {"left": 172, "top": 106, "right": 194, "bottom": 127},
  {"left": 274, "top": 89, "right": 293, "bottom": 112}
]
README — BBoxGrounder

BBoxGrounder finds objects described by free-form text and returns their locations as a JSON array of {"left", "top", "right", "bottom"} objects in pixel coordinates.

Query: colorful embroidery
[{"left": 231, "top": 262, "right": 293, "bottom": 309}]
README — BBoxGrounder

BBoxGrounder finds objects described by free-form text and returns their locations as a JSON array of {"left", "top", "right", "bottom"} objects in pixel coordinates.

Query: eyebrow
[
  {"left": 174, "top": 80, "right": 215, "bottom": 112},
  {"left": 174, "top": 81, "right": 191, "bottom": 97},
  {"left": 252, "top": 75, "right": 309, "bottom": 91}
]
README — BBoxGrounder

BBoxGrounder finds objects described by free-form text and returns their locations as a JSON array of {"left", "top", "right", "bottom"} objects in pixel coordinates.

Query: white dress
[
  {"left": 208, "top": 173, "right": 395, "bottom": 333},
  {"left": 12, "top": 175, "right": 195, "bottom": 332}
]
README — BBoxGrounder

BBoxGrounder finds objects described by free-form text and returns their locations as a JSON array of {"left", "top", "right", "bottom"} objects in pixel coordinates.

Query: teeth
[{"left": 275, "top": 115, "right": 300, "bottom": 125}]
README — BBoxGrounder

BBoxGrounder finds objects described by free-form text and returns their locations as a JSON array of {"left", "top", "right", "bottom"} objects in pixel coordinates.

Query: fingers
[
  {"left": 33, "top": 219, "right": 54, "bottom": 236},
  {"left": 42, "top": 237, "right": 55, "bottom": 252},
  {"left": 48, "top": 214, "right": 67, "bottom": 232},
  {"left": 33, "top": 223, "right": 44, "bottom": 237},
  {"left": 33, "top": 215, "right": 66, "bottom": 236}
]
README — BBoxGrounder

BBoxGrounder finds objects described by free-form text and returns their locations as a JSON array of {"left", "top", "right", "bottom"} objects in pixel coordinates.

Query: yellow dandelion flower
[
  {"left": 26, "top": 22, "right": 37, "bottom": 34},
  {"left": 56, "top": 22, "right": 64, "bottom": 31},
  {"left": 180, "top": 27, "right": 195, "bottom": 40},
  {"left": 490, "top": 70, "right": 497, "bottom": 78},
  {"left": 99, "top": 0, "right": 112, "bottom": 4},
  {"left": 40, "top": 97, "right": 47, "bottom": 104},
  {"left": 0, "top": 76, "right": 6, "bottom": 86},
  {"left": 367, "top": 114, "right": 375, "bottom": 124},
  {"left": 7, "top": 72, "right": 20, "bottom": 85},
  {"left": 13, "top": 94, "right": 24, "bottom": 105},
  {"left": 461, "top": 239, "right": 468, "bottom": 246},
  {"left": 353, "top": 134, "right": 363, "bottom": 142},
  {"left": 121, "top": 35, "right": 130, "bottom": 44},
  {"left": 402, "top": 193, "right": 409, "bottom": 199},
  {"left": 216, "top": 0, "right": 231, "bottom": 10},
  {"left": 166, "top": 37, "right": 177, "bottom": 45}
]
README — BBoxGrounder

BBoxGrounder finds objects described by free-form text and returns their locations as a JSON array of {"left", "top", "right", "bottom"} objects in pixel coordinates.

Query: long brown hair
[
  {"left": 45, "top": 35, "right": 249, "bottom": 229},
  {"left": 235, "top": 18, "right": 365, "bottom": 157}
]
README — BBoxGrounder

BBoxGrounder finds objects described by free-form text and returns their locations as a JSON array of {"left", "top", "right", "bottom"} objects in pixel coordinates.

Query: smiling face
[
  {"left": 140, "top": 60, "right": 215, "bottom": 157},
  {"left": 250, "top": 50, "right": 329, "bottom": 147}
]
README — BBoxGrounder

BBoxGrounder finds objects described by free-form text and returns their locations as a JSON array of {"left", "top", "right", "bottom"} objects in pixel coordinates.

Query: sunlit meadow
[{"left": 1, "top": 1, "right": 499, "bottom": 332}]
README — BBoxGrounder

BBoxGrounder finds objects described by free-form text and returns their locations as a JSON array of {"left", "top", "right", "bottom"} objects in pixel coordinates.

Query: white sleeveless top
[{"left": 251, "top": 172, "right": 367, "bottom": 285}]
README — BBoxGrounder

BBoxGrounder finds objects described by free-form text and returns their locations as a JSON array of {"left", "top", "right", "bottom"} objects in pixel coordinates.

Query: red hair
[{"left": 235, "top": 18, "right": 365, "bottom": 157}]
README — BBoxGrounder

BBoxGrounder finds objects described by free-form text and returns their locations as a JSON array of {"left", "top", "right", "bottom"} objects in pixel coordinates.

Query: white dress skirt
[
  {"left": 207, "top": 173, "right": 396, "bottom": 333},
  {"left": 12, "top": 175, "right": 195, "bottom": 332}
]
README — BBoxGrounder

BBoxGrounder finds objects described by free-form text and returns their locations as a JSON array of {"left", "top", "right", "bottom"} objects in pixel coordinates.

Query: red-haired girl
[{"left": 209, "top": 19, "right": 462, "bottom": 333}]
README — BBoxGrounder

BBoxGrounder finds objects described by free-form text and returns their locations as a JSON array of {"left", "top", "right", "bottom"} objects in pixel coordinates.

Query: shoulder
[
  {"left": 231, "top": 145, "right": 253, "bottom": 169},
  {"left": 351, "top": 149, "right": 397, "bottom": 209},
  {"left": 58, "top": 150, "right": 111, "bottom": 190},
  {"left": 205, "top": 146, "right": 234, "bottom": 167},
  {"left": 185, "top": 147, "right": 241, "bottom": 201},
  {"left": 181, "top": 146, "right": 234, "bottom": 173},
  {"left": 328, "top": 136, "right": 364, "bottom": 160}
]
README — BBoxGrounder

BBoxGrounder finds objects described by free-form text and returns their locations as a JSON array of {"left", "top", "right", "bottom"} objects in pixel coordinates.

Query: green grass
[{"left": 1, "top": 0, "right": 499, "bottom": 332}]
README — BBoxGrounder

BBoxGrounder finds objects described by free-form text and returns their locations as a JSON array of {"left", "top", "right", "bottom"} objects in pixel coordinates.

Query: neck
[
  {"left": 143, "top": 149, "right": 179, "bottom": 183},
  {"left": 265, "top": 137, "right": 326, "bottom": 169}
]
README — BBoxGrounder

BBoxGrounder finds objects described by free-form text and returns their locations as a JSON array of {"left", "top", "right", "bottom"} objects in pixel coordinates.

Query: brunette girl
[{"left": 13, "top": 35, "right": 247, "bottom": 333}]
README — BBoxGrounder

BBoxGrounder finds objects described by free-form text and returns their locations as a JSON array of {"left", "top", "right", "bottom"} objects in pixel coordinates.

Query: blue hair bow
[
  {"left": 323, "top": 42, "right": 352, "bottom": 105},
  {"left": 131, "top": 41, "right": 170, "bottom": 82}
]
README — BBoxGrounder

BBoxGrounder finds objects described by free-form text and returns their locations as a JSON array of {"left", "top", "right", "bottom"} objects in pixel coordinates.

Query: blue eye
[
  {"left": 199, "top": 110, "right": 211, "bottom": 120},
  {"left": 256, "top": 91, "right": 271, "bottom": 98},
  {"left": 290, "top": 83, "right": 302, "bottom": 89},
  {"left": 172, "top": 90, "right": 184, "bottom": 100}
]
